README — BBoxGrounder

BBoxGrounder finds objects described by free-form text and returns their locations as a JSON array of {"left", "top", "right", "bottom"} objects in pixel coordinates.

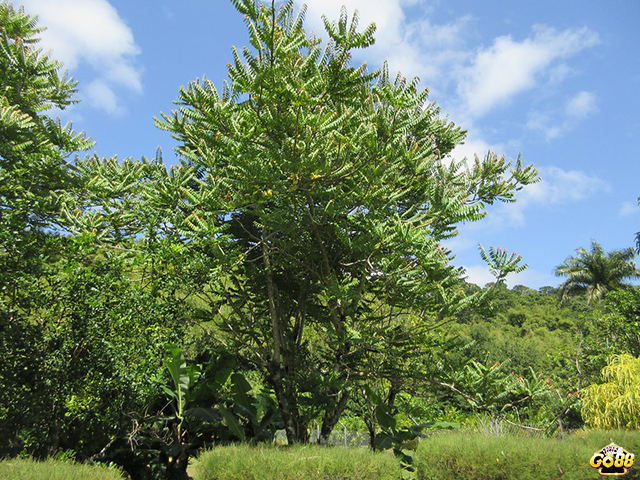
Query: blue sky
[{"left": 18, "top": 0, "right": 640, "bottom": 289}]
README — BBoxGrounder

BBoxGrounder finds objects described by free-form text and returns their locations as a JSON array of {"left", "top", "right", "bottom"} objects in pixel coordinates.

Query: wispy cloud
[
  {"left": 297, "top": 1, "right": 600, "bottom": 148},
  {"left": 447, "top": 135, "right": 506, "bottom": 165},
  {"left": 620, "top": 201, "right": 640, "bottom": 217},
  {"left": 566, "top": 91, "right": 598, "bottom": 119},
  {"left": 22, "top": 0, "right": 142, "bottom": 115},
  {"left": 488, "top": 166, "right": 609, "bottom": 227},
  {"left": 462, "top": 265, "right": 498, "bottom": 288},
  {"left": 525, "top": 166, "right": 609, "bottom": 205},
  {"left": 85, "top": 80, "right": 125, "bottom": 116},
  {"left": 457, "top": 26, "right": 600, "bottom": 117},
  {"left": 528, "top": 91, "right": 598, "bottom": 139},
  {"left": 441, "top": 164, "right": 609, "bottom": 281},
  {"left": 451, "top": 166, "right": 610, "bottom": 235}
]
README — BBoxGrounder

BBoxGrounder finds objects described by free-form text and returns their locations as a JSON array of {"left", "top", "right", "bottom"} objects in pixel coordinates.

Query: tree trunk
[
  {"left": 268, "top": 365, "right": 309, "bottom": 444},
  {"left": 262, "top": 231, "right": 310, "bottom": 443},
  {"left": 318, "top": 390, "right": 350, "bottom": 445},
  {"left": 363, "top": 415, "right": 376, "bottom": 448}
]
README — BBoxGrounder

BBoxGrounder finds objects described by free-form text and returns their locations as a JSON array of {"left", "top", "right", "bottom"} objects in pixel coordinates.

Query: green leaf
[
  {"left": 375, "top": 404, "right": 396, "bottom": 432},
  {"left": 183, "top": 407, "right": 221, "bottom": 423},
  {"left": 165, "top": 344, "right": 190, "bottom": 418},
  {"left": 219, "top": 405, "right": 246, "bottom": 441}
]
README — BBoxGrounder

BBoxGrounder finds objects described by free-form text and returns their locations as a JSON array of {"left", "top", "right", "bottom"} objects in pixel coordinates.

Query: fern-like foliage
[
  {"left": 581, "top": 353, "right": 640, "bottom": 429},
  {"left": 479, "top": 244, "right": 528, "bottom": 284},
  {"left": 67, "top": 0, "right": 540, "bottom": 444},
  {"left": 0, "top": 2, "right": 93, "bottom": 238}
]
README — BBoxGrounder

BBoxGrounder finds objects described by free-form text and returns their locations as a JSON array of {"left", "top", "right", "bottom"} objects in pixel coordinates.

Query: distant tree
[
  {"left": 581, "top": 288, "right": 640, "bottom": 374},
  {"left": 554, "top": 241, "right": 640, "bottom": 306},
  {"left": 538, "top": 286, "right": 558, "bottom": 296},
  {"left": 64, "top": 0, "right": 538, "bottom": 444}
]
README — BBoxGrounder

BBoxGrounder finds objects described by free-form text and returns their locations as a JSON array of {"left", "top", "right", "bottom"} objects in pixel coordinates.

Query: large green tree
[
  {"left": 65, "top": 0, "right": 538, "bottom": 444},
  {"left": 1, "top": 1, "right": 91, "bottom": 456},
  {"left": 0, "top": 2, "right": 92, "bottom": 314},
  {"left": 555, "top": 241, "right": 640, "bottom": 306}
]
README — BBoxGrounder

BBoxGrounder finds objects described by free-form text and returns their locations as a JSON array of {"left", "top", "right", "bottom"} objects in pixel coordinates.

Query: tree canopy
[
  {"left": 0, "top": 2, "right": 92, "bottom": 233},
  {"left": 0, "top": 2, "right": 92, "bottom": 315},
  {"left": 0, "top": 4, "right": 185, "bottom": 461},
  {"left": 63, "top": 0, "right": 538, "bottom": 444}
]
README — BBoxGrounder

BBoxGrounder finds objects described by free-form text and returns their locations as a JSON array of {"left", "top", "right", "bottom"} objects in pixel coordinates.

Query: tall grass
[
  {"left": 195, "top": 444, "right": 402, "bottom": 480},
  {"left": 0, "top": 458, "right": 126, "bottom": 480},
  {"left": 415, "top": 430, "right": 640, "bottom": 480}
]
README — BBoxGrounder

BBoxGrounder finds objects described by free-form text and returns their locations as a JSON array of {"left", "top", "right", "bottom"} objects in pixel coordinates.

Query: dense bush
[
  {"left": 0, "top": 458, "right": 125, "bottom": 480},
  {"left": 414, "top": 430, "right": 640, "bottom": 480},
  {"left": 194, "top": 444, "right": 402, "bottom": 480}
]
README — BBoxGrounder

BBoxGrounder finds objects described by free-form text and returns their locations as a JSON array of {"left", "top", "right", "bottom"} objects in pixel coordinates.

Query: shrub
[
  {"left": 581, "top": 354, "right": 640, "bottom": 429},
  {"left": 195, "top": 444, "right": 402, "bottom": 480},
  {"left": 0, "top": 458, "right": 125, "bottom": 480},
  {"left": 414, "top": 430, "right": 640, "bottom": 480}
]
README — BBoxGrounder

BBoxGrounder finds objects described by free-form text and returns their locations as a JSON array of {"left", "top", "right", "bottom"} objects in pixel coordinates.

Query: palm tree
[{"left": 554, "top": 240, "right": 640, "bottom": 305}]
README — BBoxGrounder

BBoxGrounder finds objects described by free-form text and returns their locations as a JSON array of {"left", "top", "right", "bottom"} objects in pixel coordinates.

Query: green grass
[
  {"left": 414, "top": 429, "right": 640, "bottom": 480},
  {"left": 194, "top": 444, "right": 402, "bottom": 480},
  {"left": 0, "top": 458, "right": 126, "bottom": 480}
]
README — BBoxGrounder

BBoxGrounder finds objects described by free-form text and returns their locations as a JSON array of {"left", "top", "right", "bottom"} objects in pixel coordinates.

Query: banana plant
[
  {"left": 98, "top": 346, "right": 236, "bottom": 480},
  {"left": 219, "top": 373, "right": 284, "bottom": 443},
  {"left": 160, "top": 345, "right": 233, "bottom": 479},
  {"left": 99, "top": 345, "right": 284, "bottom": 479},
  {"left": 162, "top": 344, "right": 197, "bottom": 436}
]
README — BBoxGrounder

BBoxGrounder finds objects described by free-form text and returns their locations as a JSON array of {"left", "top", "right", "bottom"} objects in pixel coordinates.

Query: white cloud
[
  {"left": 447, "top": 135, "right": 502, "bottom": 164},
  {"left": 85, "top": 80, "right": 125, "bottom": 116},
  {"left": 525, "top": 166, "right": 608, "bottom": 204},
  {"left": 462, "top": 265, "right": 497, "bottom": 288},
  {"left": 620, "top": 201, "right": 640, "bottom": 217},
  {"left": 565, "top": 91, "right": 597, "bottom": 119},
  {"left": 527, "top": 91, "right": 598, "bottom": 140},
  {"left": 21, "top": 0, "right": 142, "bottom": 114},
  {"left": 296, "top": 0, "right": 407, "bottom": 44},
  {"left": 459, "top": 166, "right": 609, "bottom": 233},
  {"left": 294, "top": 2, "right": 600, "bottom": 150},
  {"left": 526, "top": 111, "right": 564, "bottom": 140},
  {"left": 458, "top": 26, "right": 599, "bottom": 117}
]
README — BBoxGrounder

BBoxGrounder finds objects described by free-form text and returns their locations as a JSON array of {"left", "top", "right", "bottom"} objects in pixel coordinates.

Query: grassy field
[
  {"left": 194, "top": 443, "right": 402, "bottom": 480},
  {"left": 0, "top": 457, "right": 126, "bottom": 480},
  {"left": 414, "top": 429, "right": 640, "bottom": 480},
  {"left": 2, "top": 430, "right": 639, "bottom": 480}
]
